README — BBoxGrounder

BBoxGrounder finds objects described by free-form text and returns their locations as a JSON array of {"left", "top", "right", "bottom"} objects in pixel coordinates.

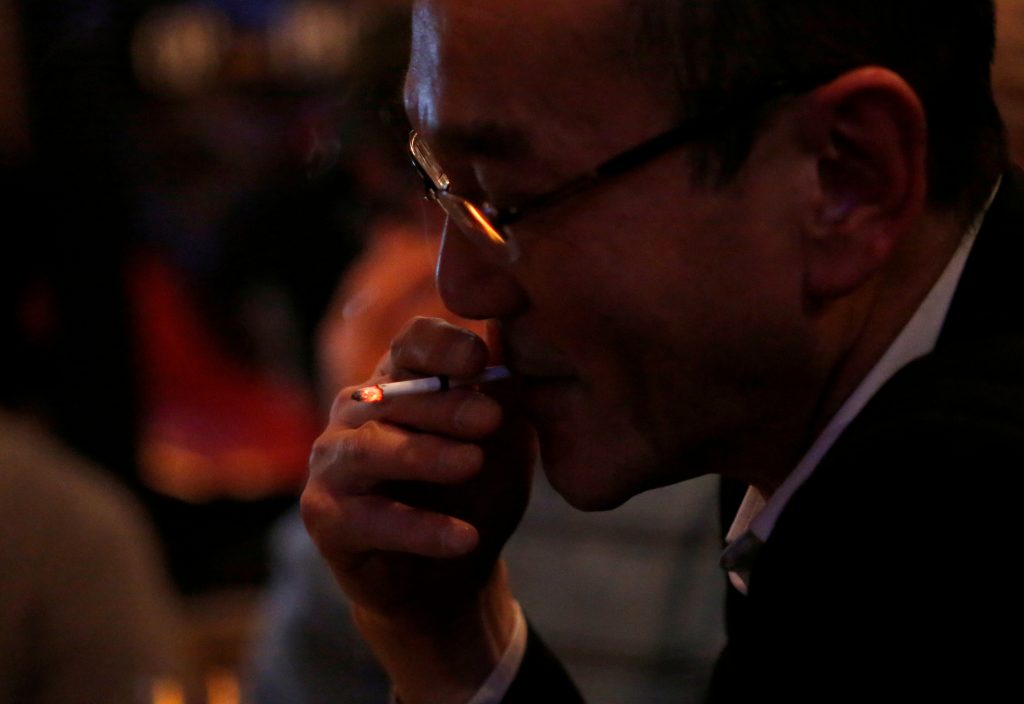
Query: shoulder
[
  {"left": 0, "top": 413, "right": 154, "bottom": 564},
  {"left": 728, "top": 334, "right": 1024, "bottom": 695},
  {"left": 715, "top": 174, "right": 1024, "bottom": 699},
  {"left": 0, "top": 412, "right": 186, "bottom": 701},
  {"left": 771, "top": 331, "right": 1024, "bottom": 560}
]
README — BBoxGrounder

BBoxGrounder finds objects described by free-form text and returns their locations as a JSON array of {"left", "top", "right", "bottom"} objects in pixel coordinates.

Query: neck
[
  {"left": 810, "top": 211, "right": 969, "bottom": 434},
  {"left": 726, "top": 210, "right": 968, "bottom": 497}
]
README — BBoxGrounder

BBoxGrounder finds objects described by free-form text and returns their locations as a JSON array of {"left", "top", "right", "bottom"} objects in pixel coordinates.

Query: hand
[{"left": 301, "top": 317, "right": 534, "bottom": 702}]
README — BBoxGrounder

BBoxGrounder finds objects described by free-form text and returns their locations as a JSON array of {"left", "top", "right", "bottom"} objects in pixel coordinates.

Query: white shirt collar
[{"left": 722, "top": 178, "right": 1002, "bottom": 594}]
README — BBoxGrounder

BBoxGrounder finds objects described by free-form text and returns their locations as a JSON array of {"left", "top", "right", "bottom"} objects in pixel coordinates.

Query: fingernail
[{"left": 443, "top": 523, "right": 478, "bottom": 555}]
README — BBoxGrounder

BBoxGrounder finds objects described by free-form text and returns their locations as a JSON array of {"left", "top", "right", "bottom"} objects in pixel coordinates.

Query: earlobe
[{"left": 801, "top": 67, "right": 928, "bottom": 301}]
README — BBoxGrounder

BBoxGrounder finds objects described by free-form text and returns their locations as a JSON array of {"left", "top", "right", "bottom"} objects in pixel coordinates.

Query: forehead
[{"left": 405, "top": 0, "right": 663, "bottom": 159}]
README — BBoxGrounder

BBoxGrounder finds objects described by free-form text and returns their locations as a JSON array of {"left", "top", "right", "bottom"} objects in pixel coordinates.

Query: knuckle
[
  {"left": 337, "top": 432, "right": 368, "bottom": 466},
  {"left": 307, "top": 432, "right": 336, "bottom": 474},
  {"left": 299, "top": 485, "right": 330, "bottom": 535},
  {"left": 395, "top": 433, "right": 430, "bottom": 469},
  {"left": 339, "top": 421, "right": 384, "bottom": 465},
  {"left": 300, "top": 489, "right": 359, "bottom": 556},
  {"left": 308, "top": 423, "right": 384, "bottom": 486}
]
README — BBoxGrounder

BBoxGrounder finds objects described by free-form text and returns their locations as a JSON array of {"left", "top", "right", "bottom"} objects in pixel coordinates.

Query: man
[{"left": 303, "top": 0, "right": 1022, "bottom": 700}]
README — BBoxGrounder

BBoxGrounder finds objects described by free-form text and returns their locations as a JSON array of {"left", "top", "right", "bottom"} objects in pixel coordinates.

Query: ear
[{"left": 798, "top": 67, "right": 927, "bottom": 301}]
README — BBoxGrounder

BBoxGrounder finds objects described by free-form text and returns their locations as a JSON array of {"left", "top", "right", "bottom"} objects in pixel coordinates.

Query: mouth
[
  {"left": 517, "top": 373, "right": 576, "bottom": 394},
  {"left": 511, "top": 362, "right": 577, "bottom": 382},
  {"left": 512, "top": 371, "right": 580, "bottom": 427},
  {"left": 499, "top": 340, "right": 577, "bottom": 407},
  {"left": 498, "top": 333, "right": 575, "bottom": 378},
  {"left": 507, "top": 360, "right": 578, "bottom": 404},
  {"left": 492, "top": 323, "right": 579, "bottom": 403}
]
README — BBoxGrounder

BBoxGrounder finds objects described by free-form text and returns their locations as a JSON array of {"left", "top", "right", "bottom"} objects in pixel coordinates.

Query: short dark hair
[{"left": 630, "top": 0, "right": 1008, "bottom": 213}]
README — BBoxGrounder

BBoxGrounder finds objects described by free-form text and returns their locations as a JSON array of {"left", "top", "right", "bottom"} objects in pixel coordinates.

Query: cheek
[
  {"left": 517, "top": 241, "right": 692, "bottom": 488},
  {"left": 513, "top": 178, "right": 809, "bottom": 496},
  {"left": 559, "top": 219, "right": 800, "bottom": 419}
]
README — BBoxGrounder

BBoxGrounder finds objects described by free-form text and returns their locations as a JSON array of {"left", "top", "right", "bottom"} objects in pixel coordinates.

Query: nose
[{"left": 435, "top": 218, "right": 529, "bottom": 320}]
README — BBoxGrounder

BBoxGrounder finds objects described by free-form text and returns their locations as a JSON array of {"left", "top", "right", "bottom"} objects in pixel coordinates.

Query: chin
[
  {"left": 533, "top": 408, "right": 708, "bottom": 512},
  {"left": 536, "top": 434, "right": 638, "bottom": 513},
  {"left": 526, "top": 382, "right": 675, "bottom": 511}
]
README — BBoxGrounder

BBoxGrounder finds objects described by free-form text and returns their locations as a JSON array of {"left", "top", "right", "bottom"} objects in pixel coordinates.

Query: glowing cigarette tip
[
  {"left": 351, "top": 365, "right": 511, "bottom": 403},
  {"left": 351, "top": 386, "right": 385, "bottom": 403}
]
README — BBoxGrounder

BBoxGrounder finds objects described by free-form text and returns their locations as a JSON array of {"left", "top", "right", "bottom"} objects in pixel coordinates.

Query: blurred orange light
[{"left": 151, "top": 678, "right": 185, "bottom": 704}]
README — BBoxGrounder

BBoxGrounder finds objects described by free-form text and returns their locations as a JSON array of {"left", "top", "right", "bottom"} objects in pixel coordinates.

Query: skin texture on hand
[{"left": 302, "top": 317, "right": 533, "bottom": 703}]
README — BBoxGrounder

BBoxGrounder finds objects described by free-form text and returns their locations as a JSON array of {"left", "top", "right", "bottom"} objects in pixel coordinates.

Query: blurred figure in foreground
[{"left": 0, "top": 411, "right": 189, "bottom": 704}]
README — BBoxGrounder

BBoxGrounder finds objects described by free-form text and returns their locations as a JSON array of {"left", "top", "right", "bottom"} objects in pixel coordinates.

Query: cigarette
[{"left": 351, "top": 365, "right": 511, "bottom": 403}]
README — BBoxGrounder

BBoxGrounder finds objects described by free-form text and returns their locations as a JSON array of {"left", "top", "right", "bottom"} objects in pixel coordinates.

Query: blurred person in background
[
  {"left": 0, "top": 410, "right": 191, "bottom": 704},
  {"left": 243, "top": 5, "right": 724, "bottom": 703},
  {"left": 7, "top": 0, "right": 378, "bottom": 597},
  {"left": 1, "top": 2, "right": 190, "bottom": 700},
  {"left": 4, "top": 0, "right": 367, "bottom": 691}
]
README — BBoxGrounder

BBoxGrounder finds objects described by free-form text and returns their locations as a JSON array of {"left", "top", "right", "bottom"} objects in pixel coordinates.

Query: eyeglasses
[
  {"left": 408, "top": 77, "right": 830, "bottom": 251},
  {"left": 408, "top": 124, "right": 705, "bottom": 250}
]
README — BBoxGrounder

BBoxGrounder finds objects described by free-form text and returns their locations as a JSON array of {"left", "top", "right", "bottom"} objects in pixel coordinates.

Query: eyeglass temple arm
[
  {"left": 496, "top": 123, "right": 696, "bottom": 226},
  {"left": 496, "top": 75, "right": 831, "bottom": 227}
]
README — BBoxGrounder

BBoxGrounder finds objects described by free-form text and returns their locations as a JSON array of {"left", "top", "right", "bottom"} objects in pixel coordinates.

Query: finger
[
  {"left": 301, "top": 485, "right": 479, "bottom": 560},
  {"left": 333, "top": 387, "right": 504, "bottom": 440},
  {"left": 309, "top": 421, "right": 484, "bottom": 491},
  {"left": 385, "top": 317, "right": 489, "bottom": 378}
]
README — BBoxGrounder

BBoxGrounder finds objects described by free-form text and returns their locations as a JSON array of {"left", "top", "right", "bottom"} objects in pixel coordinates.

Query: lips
[
  {"left": 496, "top": 326, "right": 576, "bottom": 380},
  {"left": 501, "top": 342, "right": 578, "bottom": 414}
]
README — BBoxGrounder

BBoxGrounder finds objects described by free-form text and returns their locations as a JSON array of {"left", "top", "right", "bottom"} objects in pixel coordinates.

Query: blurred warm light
[
  {"left": 206, "top": 668, "right": 241, "bottom": 704},
  {"left": 151, "top": 678, "right": 186, "bottom": 704},
  {"left": 132, "top": 5, "right": 231, "bottom": 95},
  {"left": 269, "top": 0, "right": 357, "bottom": 82},
  {"left": 131, "top": 254, "right": 318, "bottom": 503},
  {"left": 132, "top": 1, "right": 359, "bottom": 95}
]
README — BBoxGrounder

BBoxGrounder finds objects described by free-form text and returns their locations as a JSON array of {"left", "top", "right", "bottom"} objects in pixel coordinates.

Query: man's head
[{"left": 404, "top": 0, "right": 1007, "bottom": 509}]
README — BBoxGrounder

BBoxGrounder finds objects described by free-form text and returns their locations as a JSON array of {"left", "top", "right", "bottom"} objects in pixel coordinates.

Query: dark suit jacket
[{"left": 505, "top": 168, "right": 1024, "bottom": 702}]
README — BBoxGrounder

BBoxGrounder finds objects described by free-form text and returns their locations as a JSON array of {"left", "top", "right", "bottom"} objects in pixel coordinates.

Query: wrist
[{"left": 354, "top": 562, "right": 518, "bottom": 704}]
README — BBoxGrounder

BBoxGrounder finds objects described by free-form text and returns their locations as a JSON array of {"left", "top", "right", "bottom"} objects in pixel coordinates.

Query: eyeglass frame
[{"left": 408, "top": 74, "right": 836, "bottom": 247}]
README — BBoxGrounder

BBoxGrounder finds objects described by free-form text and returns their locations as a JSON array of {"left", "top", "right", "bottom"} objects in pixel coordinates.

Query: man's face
[{"left": 406, "top": 0, "right": 819, "bottom": 509}]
